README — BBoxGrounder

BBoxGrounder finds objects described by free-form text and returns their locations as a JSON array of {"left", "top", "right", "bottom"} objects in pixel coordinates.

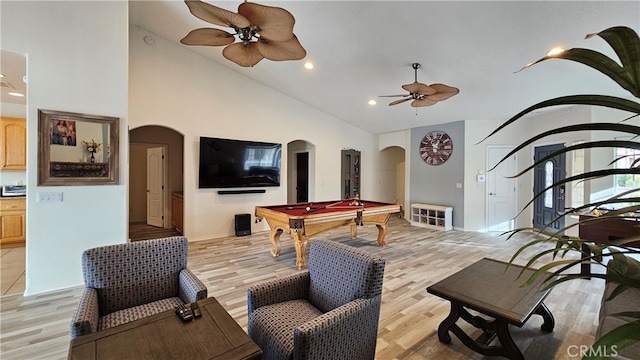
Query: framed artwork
[
  {"left": 50, "top": 119, "right": 76, "bottom": 146},
  {"left": 38, "top": 109, "right": 120, "bottom": 186}
]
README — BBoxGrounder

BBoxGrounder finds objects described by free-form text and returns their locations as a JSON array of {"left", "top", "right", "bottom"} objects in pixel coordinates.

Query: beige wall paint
[
  {"left": 2, "top": 1, "right": 129, "bottom": 295},
  {"left": 129, "top": 26, "right": 380, "bottom": 240}
]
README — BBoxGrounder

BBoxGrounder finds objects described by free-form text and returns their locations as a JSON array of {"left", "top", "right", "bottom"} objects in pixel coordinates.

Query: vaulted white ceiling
[{"left": 96, "top": 2, "right": 640, "bottom": 133}]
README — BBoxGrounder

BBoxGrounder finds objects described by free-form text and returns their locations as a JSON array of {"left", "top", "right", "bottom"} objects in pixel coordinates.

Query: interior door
[
  {"left": 146, "top": 147, "right": 165, "bottom": 228},
  {"left": 486, "top": 146, "right": 517, "bottom": 231},
  {"left": 533, "top": 144, "right": 566, "bottom": 233},
  {"left": 296, "top": 152, "right": 309, "bottom": 202}
]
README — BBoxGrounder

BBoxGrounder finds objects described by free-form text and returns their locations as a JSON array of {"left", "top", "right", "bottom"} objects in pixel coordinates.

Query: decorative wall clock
[{"left": 419, "top": 130, "right": 453, "bottom": 165}]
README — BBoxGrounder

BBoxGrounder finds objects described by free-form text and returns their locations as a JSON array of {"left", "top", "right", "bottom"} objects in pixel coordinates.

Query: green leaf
[{"left": 586, "top": 320, "right": 640, "bottom": 360}]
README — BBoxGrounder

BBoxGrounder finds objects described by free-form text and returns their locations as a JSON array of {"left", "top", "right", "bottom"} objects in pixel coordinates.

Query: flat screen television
[{"left": 199, "top": 136, "right": 282, "bottom": 188}]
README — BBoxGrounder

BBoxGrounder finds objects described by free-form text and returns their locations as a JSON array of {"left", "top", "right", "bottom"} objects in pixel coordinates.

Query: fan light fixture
[
  {"left": 380, "top": 63, "right": 459, "bottom": 107},
  {"left": 180, "top": 0, "right": 306, "bottom": 67}
]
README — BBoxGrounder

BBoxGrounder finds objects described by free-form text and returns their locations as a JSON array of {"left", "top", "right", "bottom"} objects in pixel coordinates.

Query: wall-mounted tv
[{"left": 199, "top": 136, "right": 282, "bottom": 188}]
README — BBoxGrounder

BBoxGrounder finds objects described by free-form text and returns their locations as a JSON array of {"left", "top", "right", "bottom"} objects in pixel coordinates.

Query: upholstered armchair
[
  {"left": 70, "top": 236, "right": 207, "bottom": 339},
  {"left": 247, "top": 239, "right": 386, "bottom": 360}
]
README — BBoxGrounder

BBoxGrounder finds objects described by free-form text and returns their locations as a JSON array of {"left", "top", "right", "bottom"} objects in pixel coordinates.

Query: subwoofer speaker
[{"left": 235, "top": 213, "right": 251, "bottom": 237}]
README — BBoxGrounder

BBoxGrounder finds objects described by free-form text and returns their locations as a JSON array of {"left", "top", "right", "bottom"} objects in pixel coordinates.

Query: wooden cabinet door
[
  {"left": 171, "top": 193, "right": 184, "bottom": 234},
  {"left": 0, "top": 117, "right": 27, "bottom": 171},
  {"left": 0, "top": 198, "right": 26, "bottom": 246}
]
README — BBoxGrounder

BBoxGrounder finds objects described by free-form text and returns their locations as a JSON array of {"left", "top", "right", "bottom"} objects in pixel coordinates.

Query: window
[
  {"left": 614, "top": 145, "right": 640, "bottom": 194},
  {"left": 545, "top": 160, "right": 554, "bottom": 208}
]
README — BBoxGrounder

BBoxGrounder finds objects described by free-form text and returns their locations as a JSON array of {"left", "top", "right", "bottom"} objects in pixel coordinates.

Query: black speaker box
[{"left": 235, "top": 213, "right": 251, "bottom": 237}]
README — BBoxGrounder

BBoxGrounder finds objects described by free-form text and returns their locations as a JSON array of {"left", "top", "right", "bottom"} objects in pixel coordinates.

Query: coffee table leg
[
  {"left": 438, "top": 302, "right": 461, "bottom": 344},
  {"left": 534, "top": 302, "right": 555, "bottom": 333},
  {"left": 495, "top": 321, "right": 525, "bottom": 360}
]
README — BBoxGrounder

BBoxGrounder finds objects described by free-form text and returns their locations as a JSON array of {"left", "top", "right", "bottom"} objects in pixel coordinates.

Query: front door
[
  {"left": 533, "top": 144, "right": 566, "bottom": 233},
  {"left": 147, "top": 147, "right": 165, "bottom": 228}
]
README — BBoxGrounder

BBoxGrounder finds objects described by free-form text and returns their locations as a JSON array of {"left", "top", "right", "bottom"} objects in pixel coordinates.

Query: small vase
[{"left": 90, "top": 153, "right": 95, "bottom": 163}]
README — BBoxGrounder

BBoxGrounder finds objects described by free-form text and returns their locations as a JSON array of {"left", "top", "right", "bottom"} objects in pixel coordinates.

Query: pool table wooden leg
[
  {"left": 293, "top": 237, "right": 308, "bottom": 270},
  {"left": 376, "top": 224, "right": 387, "bottom": 246},
  {"left": 269, "top": 228, "right": 283, "bottom": 257}
]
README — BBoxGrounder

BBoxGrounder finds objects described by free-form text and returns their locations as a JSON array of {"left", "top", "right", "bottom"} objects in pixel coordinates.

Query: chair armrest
[
  {"left": 293, "top": 296, "right": 382, "bottom": 360},
  {"left": 69, "top": 287, "right": 99, "bottom": 339},
  {"left": 179, "top": 268, "right": 208, "bottom": 303},
  {"left": 247, "top": 271, "right": 310, "bottom": 313}
]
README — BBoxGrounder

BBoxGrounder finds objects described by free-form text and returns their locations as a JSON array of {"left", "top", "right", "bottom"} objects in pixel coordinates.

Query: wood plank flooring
[{"left": 0, "top": 218, "right": 605, "bottom": 359}]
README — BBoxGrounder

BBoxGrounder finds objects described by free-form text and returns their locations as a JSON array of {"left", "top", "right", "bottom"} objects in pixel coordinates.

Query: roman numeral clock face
[{"left": 419, "top": 131, "right": 453, "bottom": 165}]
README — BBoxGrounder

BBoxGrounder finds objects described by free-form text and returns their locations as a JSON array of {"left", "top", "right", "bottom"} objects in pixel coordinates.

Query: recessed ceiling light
[
  {"left": 8, "top": 92, "right": 24, "bottom": 97},
  {"left": 546, "top": 47, "right": 565, "bottom": 56},
  {"left": 304, "top": 61, "right": 314, "bottom": 70},
  {"left": 0, "top": 73, "right": 4, "bottom": 78},
  {"left": 368, "top": 99, "right": 377, "bottom": 106}
]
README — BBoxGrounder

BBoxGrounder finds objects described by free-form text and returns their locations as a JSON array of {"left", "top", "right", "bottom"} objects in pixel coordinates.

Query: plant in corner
[{"left": 481, "top": 26, "right": 640, "bottom": 359}]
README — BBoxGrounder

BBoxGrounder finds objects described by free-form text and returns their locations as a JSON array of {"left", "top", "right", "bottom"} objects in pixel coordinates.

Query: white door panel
[
  {"left": 147, "top": 147, "right": 165, "bottom": 227},
  {"left": 487, "top": 147, "right": 517, "bottom": 231}
]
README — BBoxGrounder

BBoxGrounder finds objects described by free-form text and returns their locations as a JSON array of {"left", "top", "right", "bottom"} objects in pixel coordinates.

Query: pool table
[{"left": 255, "top": 200, "right": 402, "bottom": 269}]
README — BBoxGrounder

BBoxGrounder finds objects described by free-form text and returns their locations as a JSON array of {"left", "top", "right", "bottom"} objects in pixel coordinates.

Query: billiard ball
[{"left": 306, "top": 207, "right": 311, "bottom": 211}]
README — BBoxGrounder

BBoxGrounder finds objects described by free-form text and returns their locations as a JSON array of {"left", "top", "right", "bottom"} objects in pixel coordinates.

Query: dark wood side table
[
  {"left": 578, "top": 214, "right": 640, "bottom": 277},
  {"left": 427, "top": 258, "right": 555, "bottom": 360},
  {"left": 68, "top": 297, "right": 262, "bottom": 360}
]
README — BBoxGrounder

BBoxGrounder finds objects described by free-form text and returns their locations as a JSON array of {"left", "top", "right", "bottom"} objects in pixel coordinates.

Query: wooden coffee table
[
  {"left": 68, "top": 297, "right": 262, "bottom": 360},
  {"left": 427, "top": 258, "right": 555, "bottom": 360}
]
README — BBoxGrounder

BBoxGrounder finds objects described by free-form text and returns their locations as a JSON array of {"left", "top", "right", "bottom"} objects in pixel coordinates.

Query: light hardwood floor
[{"left": 0, "top": 218, "right": 604, "bottom": 359}]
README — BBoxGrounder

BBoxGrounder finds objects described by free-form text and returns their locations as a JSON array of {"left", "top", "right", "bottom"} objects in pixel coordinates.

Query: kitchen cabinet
[
  {"left": 171, "top": 192, "right": 184, "bottom": 234},
  {"left": 0, "top": 198, "right": 26, "bottom": 247},
  {"left": 0, "top": 117, "right": 27, "bottom": 171}
]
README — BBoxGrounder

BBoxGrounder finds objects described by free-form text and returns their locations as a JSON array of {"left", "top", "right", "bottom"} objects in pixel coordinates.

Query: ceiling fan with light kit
[
  {"left": 180, "top": 0, "right": 306, "bottom": 67},
  {"left": 381, "top": 63, "right": 459, "bottom": 107}
]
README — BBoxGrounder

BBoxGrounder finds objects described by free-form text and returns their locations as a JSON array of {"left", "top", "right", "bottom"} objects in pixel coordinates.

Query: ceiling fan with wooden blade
[
  {"left": 180, "top": 0, "right": 306, "bottom": 67},
  {"left": 381, "top": 63, "right": 459, "bottom": 107}
]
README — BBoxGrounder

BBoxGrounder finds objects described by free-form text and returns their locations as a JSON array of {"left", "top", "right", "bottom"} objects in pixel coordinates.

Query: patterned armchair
[
  {"left": 69, "top": 236, "right": 207, "bottom": 339},
  {"left": 247, "top": 239, "right": 386, "bottom": 360}
]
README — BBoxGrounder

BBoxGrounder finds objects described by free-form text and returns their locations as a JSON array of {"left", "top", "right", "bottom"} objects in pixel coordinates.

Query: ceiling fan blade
[
  {"left": 426, "top": 83, "right": 460, "bottom": 101},
  {"left": 185, "top": 0, "right": 250, "bottom": 29},
  {"left": 389, "top": 98, "right": 412, "bottom": 106},
  {"left": 411, "top": 98, "right": 438, "bottom": 107},
  {"left": 256, "top": 34, "right": 306, "bottom": 61},
  {"left": 180, "top": 28, "right": 235, "bottom": 46},
  {"left": 223, "top": 42, "right": 264, "bottom": 67},
  {"left": 402, "top": 82, "right": 436, "bottom": 96},
  {"left": 379, "top": 94, "right": 410, "bottom": 98},
  {"left": 238, "top": 2, "right": 295, "bottom": 42}
]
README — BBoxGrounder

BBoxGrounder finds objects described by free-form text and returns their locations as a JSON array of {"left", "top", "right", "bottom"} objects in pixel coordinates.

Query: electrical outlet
[{"left": 37, "top": 192, "right": 63, "bottom": 202}]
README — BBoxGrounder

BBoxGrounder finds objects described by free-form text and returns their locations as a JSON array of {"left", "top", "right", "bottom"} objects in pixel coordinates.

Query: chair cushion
[
  {"left": 248, "top": 299, "right": 323, "bottom": 360},
  {"left": 307, "top": 239, "right": 385, "bottom": 313},
  {"left": 82, "top": 236, "right": 188, "bottom": 315},
  {"left": 98, "top": 296, "right": 184, "bottom": 331},
  {"left": 596, "top": 261, "right": 640, "bottom": 359}
]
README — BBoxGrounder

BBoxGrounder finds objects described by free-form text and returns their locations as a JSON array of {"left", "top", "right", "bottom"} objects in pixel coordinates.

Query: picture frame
[{"left": 38, "top": 109, "right": 120, "bottom": 186}]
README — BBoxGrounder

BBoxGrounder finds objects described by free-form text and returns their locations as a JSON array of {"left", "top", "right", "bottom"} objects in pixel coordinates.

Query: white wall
[
  {"left": 1, "top": 1, "right": 129, "bottom": 295},
  {"left": 462, "top": 105, "right": 633, "bottom": 232},
  {"left": 129, "top": 26, "right": 380, "bottom": 240}
]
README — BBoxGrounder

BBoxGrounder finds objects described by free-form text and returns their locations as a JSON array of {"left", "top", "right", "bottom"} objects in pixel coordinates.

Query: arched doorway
[
  {"left": 129, "top": 126, "right": 184, "bottom": 240},
  {"left": 287, "top": 140, "right": 316, "bottom": 203}
]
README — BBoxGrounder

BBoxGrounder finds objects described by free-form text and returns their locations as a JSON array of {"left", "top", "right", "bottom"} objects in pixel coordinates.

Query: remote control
[
  {"left": 191, "top": 301, "right": 202, "bottom": 318},
  {"left": 175, "top": 304, "right": 193, "bottom": 322}
]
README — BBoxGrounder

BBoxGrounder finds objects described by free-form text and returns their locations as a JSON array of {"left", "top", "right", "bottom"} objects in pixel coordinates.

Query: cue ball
[{"left": 306, "top": 207, "right": 311, "bottom": 211}]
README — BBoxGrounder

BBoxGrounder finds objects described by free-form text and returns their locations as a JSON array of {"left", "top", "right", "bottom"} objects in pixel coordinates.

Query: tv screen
[{"left": 199, "top": 137, "right": 282, "bottom": 188}]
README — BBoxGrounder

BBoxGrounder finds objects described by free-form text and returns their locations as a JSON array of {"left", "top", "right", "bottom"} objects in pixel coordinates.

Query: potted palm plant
[{"left": 482, "top": 26, "right": 640, "bottom": 360}]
